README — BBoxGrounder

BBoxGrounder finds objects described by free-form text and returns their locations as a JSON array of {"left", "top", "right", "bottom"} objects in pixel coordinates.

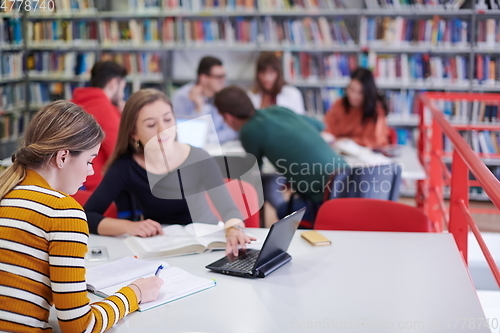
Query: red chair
[
  {"left": 314, "top": 198, "right": 432, "bottom": 232},
  {"left": 71, "top": 190, "right": 118, "bottom": 219},
  {"left": 206, "top": 179, "right": 260, "bottom": 228}
]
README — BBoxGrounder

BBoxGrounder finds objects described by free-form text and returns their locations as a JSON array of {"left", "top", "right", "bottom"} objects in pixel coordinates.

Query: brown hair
[
  {"left": 0, "top": 100, "right": 104, "bottom": 199},
  {"left": 214, "top": 85, "right": 256, "bottom": 120},
  {"left": 252, "top": 52, "right": 286, "bottom": 97},
  {"left": 105, "top": 89, "right": 172, "bottom": 171}
]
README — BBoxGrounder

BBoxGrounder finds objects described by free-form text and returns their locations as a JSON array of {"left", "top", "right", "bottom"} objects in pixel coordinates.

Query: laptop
[
  {"left": 176, "top": 117, "right": 210, "bottom": 148},
  {"left": 205, "top": 208, "right": 305, "bottom": 278}
]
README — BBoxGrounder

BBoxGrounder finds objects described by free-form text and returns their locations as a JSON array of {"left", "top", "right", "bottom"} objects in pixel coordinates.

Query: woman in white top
[{"left": 247, "top": 52, "right": 305, "bottom": 115}]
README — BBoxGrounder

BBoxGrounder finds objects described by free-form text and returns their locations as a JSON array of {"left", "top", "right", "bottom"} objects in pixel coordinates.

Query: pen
[{"left": 155, "top": 264, "right": 164, "bottom": 277}]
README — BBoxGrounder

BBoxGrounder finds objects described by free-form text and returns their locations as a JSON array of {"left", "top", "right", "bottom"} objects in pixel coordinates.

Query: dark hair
[
  {"left": 253, "top": 52, "right": 286, "bottom": 96},
  {"left": 214, "top": 85, "right": 256, "bottom": 120},
  {"left": 90, "top": 61, "right": 127, "bottom": 89},
  {"left": 106, "top": 89, "right": 173, "bottom": 171},
  {"left": 342, "top": 67, "right": 388, "bottom": 124},
  {"left": 197, "top": 56, "right": 223, "bottom": 78},
  {"left": 1, "top": 101, "right": 104, "bottom": 198}
]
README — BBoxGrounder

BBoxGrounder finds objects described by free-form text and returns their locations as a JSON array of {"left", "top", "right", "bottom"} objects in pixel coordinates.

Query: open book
[
  {"left": 86, "top": 257, "right": 216, "bottom": 312},
  {"left": 124, "top": 223, "right": 227, "bottom": 259}
]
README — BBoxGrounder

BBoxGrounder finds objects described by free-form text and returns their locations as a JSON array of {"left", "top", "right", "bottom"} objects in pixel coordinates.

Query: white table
[{"left": 49, "top": 229, "right": 487, "bottom": 332}]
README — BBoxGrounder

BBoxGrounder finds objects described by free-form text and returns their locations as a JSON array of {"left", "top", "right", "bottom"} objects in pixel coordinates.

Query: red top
[
  {"left": 71, "top": 87, "right": 121, "bottom": 191},
  {"left": 324, "top": 99, "right": 389, "bottom": 149}
]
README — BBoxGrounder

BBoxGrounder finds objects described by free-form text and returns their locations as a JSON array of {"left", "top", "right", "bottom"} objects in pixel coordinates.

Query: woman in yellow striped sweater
[{"left": 0, "top": 101, "right": 163, "bottom": 333}]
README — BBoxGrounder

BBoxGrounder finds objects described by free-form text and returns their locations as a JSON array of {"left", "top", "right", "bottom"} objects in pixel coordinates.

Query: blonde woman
[{"left": 0, "top": 101, "right": 163, "bottom": 333}]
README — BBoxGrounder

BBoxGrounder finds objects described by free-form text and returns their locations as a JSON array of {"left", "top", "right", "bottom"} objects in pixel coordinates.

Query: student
[
  {"left": 172, "top": 56, "right": 238, "bottom": 144},
  {"left": 214, "top": 85, "right": 346, "bottom": 220},
  {"left": 324, "top": 67, "right": 390, "bottom": 148},
  {"left": 71, "top": 61, "right": 127, "bottom": 191},
  {"left": 84, "top": 89, "right": 254, "bottom": 255},
  {"left": 0, "top": 101, "right": 163, "bottom": 333},
  {"left": 247, "top": 52, "right": 305, "bottom": 115}
]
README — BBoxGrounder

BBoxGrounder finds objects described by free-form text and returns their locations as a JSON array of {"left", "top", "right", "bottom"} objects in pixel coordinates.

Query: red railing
[{"left": 418, "top": 92, "right": 500, "bottom": 287}]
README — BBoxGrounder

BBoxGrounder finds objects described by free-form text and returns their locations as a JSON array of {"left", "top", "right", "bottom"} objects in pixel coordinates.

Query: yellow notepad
[{"left": 301, "top": 231, "right": 332, "bottom": 246}]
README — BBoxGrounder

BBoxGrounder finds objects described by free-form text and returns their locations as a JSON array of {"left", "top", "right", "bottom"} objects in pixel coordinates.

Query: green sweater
[{"left": 240, "top": 106, "right": 346, "bottom": 203}]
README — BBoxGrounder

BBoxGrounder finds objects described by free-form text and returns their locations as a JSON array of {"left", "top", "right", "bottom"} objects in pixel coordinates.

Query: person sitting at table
[
  {"left": 247, "top": 52, "right": 305, "bottom": 115},
  {"left": 84, "top": 89, "right": 255, "bottom": 256},
  {"left": 214, "top": 85, "right": 346, "bottom": 221},
  {"left": 324, "top": 67, "right": 390, "bottom": 149},
  {"left": 0, "top": 101, "right": 163, "bottom": 333}
]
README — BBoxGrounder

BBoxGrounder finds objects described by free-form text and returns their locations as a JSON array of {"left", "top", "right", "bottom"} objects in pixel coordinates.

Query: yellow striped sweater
[{"left": 0, "top": 170, "right": 139, "bottom": 333}]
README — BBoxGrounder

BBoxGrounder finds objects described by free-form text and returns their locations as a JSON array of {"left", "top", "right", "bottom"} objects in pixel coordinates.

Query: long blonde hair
[
  {"left": 0, "top": 100, "right": 104, "bottom": 199},
  {"left": 105, "top": 89, "right": 172, "bottom": 172}
]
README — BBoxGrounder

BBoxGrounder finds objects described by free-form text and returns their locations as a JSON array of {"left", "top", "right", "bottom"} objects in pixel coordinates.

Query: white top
[
  {"left": 247, "top": 85, "right": 306, "bottom": 115},
  {"left": 50, "top": 230, "right": 488, "bottom": 332}
]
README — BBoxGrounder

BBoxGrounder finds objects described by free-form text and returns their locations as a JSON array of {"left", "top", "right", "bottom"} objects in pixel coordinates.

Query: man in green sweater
[{"left": 214, "top": 85, "right": 346, "bottom": 220}]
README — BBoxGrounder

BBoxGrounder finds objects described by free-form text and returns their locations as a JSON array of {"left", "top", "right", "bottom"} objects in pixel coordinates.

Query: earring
[
  {"left": 59, "top": 164, "right": 63, "bottom": 168},
  {"left": 135, "top": 140, "right": 140, "bottom": 147}
]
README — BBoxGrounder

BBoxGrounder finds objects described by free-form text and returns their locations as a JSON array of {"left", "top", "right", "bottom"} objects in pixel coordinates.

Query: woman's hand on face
[
  {"left": 225, "top": 227, "right": 257, "bottom": 256},
  {"left": 127, "top": 219, "right": 164, "bottom": 237}
]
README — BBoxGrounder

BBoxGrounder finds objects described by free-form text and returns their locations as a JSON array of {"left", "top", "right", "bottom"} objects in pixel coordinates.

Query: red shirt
[{"left": 71, "top": 87, "right": 121, "bottom": 191}]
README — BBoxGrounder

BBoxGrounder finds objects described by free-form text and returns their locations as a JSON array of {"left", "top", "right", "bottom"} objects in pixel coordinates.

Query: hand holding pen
[{"left": 128, "top": 265, "right": 164, "bottom": 304}]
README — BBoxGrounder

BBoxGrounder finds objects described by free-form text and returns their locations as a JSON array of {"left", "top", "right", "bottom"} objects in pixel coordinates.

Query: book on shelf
[
  {"left": 474, "top": 54, "right": 500, "bottom": 86},
  {"left": 364, "top": 0, "right": 466, "bottom": 9},
  {"left": 100, "top": 19, "right": 161, "bottom": 47},
  {"left": 0, "top": 83, "right": 25, "bottom": 113},
  {"left": 261, "top": 17, "right": 355, "bottom": 47},
  {"left": 259, "top": 0, "right": 345, "bottom": 12},
  {"left": 85, "top": 257, "right": 216, "bottom": 312},
  {"left": 1, "top": 53, "right": 23, "bottom": 80},
  {"left": 101, "top": 52, "right": 162, "bottom": 79},
  {"left": 0, "top": 18, "right": 22, "bottom": 46},
  {"left": 124, "top": 223, "right": 228, "bottom": 259},
  {"left": 163, "top": 0, "right": 255, "bottom": 12},
  {"left": 29, "top": 82, "right": 80, "bottom": 106},
  {"left": 28, "top": 0, "right": 97, "bottom": 15},
  {"left": 445, "top": 130, "right": 500, "bottom": 155},
  {"left": 27, "top": 51, "right": 95, "bottom": 78},
  {"left": 27, "top": 20, "right": 98, "bottom": 47},
  {"left": 476, "top": 18, "right": 500, "bottom": 49},
  {"left": 362, "top": 52, "right": 469, "bottom": 86},
  {"left": 360, "top": 16, "right": 469, "bottom": 49}
]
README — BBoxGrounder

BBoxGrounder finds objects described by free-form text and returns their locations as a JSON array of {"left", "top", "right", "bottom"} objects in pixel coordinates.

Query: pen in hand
[{"left": 155, "top": 265, "right": 164, "bottom": 277}]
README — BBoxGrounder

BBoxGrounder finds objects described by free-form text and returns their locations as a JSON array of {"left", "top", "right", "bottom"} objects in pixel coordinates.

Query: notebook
[
  {"left": 124, "top": 223, "right": 227, "bottom": 259},
  {"left": 86, "top": 257, "right": 216, "bottom": 311}
]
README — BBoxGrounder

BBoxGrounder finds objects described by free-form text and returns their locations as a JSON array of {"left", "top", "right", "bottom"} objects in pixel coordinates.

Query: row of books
[
  {"left": 258, "top": 0, "right": 345, "bottom": 12},
  {"left": 283, "top": 52, "right": 357, "bottom": 82},
  {"left": 29, "top": 82, "right": 75, "bottom": 107},
  {"left": 360, "top": 17, "right": 470, "bottom": 48},
  {"left": 100, "top": 20, "right": 161, "bottom": 46},
  {"left": 0, "top": 18, "right": 22, "bottom": 46},
  {"left": 261, "top": 17, "right": 355, "bottom": 47},
  {"left": 475, "top": 55, "right": 500, "bottom": 86},
  {"left": 433, "top": 100, "right": 499, "bottom": 124},
  {"left": 364, "top": 0, "right": 466, "bottom": 9},
  {"left": 477, "top": 19, "right": 500, "bottom": 49},
  {"left": 27, "top": 21, "right": 98, "bottom": 46},
  {"left": 27, "top": 0, "right": 96, "bottom": 15},
  {"left": 0, "top": 84, "right": 25, "bottom": 113},
  {"left": 444, "top": 131, "right": 500, "bottom": 155},
  {"left": 1, "top": 53, "right": 23, "bottom": 80},
  {"left": 163, "top": 0, "right": 256, "bottom": 11},
  {"left": 26, "top": 51, "right": 163, "bottom": 78}
]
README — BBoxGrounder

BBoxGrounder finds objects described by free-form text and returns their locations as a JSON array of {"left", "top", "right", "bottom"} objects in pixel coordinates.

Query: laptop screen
[
  {"left": 253, "top": 208, "right": 305, "bottom": 269},
  {"left": 176, "top": 118, "right": 209, "bottom": 148}
]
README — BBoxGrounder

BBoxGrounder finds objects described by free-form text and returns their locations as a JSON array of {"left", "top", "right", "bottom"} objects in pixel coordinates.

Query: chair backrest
[
  {"left": 324, "top": 163, "right": 402, "bottom": 202},
  {"left": 315, "top": 198, "right": 432, "bottom": 232},
  {"left": 206, "top": 179, "right": 261, "bottom": 228},
  {"left": 71, "top": 190, "right": 118, "bottom": 219}
]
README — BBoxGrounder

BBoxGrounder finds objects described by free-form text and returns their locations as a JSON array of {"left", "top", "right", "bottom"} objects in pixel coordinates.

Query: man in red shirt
[{"left": 71, "top": 61, "right": 127, "bottom": 191}]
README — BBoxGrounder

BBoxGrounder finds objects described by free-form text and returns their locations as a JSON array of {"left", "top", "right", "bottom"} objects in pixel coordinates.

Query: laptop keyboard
[{"left": 220, "top": 249, "right": 260, "bottom": 272}]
